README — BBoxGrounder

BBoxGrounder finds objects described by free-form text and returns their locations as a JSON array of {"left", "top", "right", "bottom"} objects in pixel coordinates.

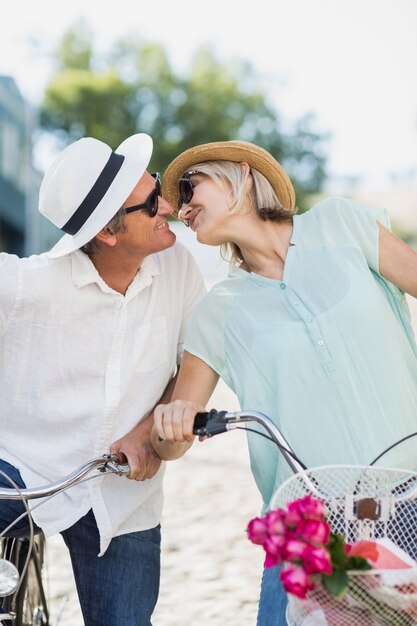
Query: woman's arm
[
  {"left": 379, "top": 223, "right": 417, "bottom": 298},
  {"left": 151, "top": 351, "right": 219, "bottom": 460}
]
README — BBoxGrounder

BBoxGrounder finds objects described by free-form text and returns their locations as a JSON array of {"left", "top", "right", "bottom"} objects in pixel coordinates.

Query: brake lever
[{"left": 102, "top": 454, "right": 131, "bottom": 476}]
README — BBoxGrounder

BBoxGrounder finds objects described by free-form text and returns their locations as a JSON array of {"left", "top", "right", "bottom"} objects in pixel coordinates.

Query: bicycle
[
  {"left": 0, "top": 454, "right": 129, "bottom": 626},
  {"left": 193, "top": 409, "right": 417, "bottom": 626}
]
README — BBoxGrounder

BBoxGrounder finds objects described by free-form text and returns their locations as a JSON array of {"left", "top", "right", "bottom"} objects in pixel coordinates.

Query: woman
[{"left": 151, "top": 140, "right": 417, "bottom": 625}]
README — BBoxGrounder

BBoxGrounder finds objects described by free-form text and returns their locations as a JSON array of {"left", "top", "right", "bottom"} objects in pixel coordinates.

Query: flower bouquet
[{"left": 247, "top": 494, "right": 417, "bottom": 625}]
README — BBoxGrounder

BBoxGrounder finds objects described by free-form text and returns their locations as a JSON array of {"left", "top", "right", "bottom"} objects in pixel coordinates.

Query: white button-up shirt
[{"left": 0, "top": 244, "right": 206, "bottom": 554}]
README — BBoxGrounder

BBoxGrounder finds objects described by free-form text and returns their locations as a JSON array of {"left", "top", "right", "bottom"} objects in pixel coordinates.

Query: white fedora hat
[{"left": 39, "top": 133, "right": 153, "bottom": 258}]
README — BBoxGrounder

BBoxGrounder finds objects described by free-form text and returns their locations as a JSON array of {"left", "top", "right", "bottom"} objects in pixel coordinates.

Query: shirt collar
[{"left": 70, "top": 249, "right": 160, "bottom": 294}]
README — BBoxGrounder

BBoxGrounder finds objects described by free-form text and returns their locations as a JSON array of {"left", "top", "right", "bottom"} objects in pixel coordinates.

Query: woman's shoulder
[
  {"left": 305, "top": 195, "right": 359, "bottom": 219},
  {"left": 305, "top": 195, "right": 384, "bottom": 223},
  {"left": 193, "top": 271, "right": 246, "bottom": 314},
  {"left": 300, "top": 195, "right": 386, "bottom": 236},
  {"left": 205, "top": 271, "right": 245, "bottom": 298}
]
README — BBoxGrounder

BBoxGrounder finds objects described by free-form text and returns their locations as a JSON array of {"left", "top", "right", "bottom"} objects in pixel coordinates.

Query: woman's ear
[
  {"left": 95, "top": 226, "right": 118, "bottom": 248},
  {"left": 240, "top": 162, "right": 253, "bottom": 192}
]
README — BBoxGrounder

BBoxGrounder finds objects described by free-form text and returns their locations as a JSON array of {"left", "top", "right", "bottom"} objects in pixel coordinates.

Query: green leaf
[
  {"left": 322, "top": 570, "right": 349, "bottom": 599},
  {"left": 346, "top": 556, "right": 372, "bottom": 572},
  {"left": 328, "top": 534, "right": 348, "bottom": 569}
]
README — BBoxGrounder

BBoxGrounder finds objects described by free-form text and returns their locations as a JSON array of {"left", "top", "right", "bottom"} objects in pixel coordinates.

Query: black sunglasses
[
  {"left": 124, "top": 172, "right": 161, "bottom": 218},
  {"left": 178, "top": 170, "right": 198, "bottom": 208}
]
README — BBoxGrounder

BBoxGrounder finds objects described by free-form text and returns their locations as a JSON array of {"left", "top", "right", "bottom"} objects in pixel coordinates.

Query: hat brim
[
  {"left": 47, "top": 133, "right": 153, "bottom": 258},
  {"left": 162, "top": 140, "right": 296, "bottom": 215}
]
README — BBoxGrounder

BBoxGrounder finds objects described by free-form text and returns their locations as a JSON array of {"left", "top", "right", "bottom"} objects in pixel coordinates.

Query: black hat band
[{"left": 62, "top": 151, "right": 125, "bottom": 236}]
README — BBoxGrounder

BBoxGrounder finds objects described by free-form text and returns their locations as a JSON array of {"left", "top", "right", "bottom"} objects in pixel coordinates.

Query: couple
[{"left": 1, "top": 130, "right": 417, "bottom": 626}]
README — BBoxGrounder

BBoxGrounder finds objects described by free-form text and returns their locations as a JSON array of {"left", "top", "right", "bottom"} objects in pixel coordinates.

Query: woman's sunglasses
[
  {"left": 124, "top": 172, "right": 161, "bottom": 218},
  {"left": 178, "top": 170, "right": 198, "bottom": 208}
]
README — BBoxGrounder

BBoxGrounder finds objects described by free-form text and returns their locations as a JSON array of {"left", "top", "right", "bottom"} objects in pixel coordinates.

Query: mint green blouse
[{"left": 184, "top": 197, "right": 417, "bottom": 512}]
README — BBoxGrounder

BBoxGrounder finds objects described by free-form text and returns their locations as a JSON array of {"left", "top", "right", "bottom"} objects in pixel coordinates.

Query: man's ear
[{"left": 95, "top": 227, "right": 118, "bottom": 248}]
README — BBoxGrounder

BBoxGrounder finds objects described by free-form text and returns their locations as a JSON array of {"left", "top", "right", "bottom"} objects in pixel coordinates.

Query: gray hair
[
  {"left": 191, "top": 160, "right": 297, "bottom": 265},
  {"left": 80, "top": 207, "right": 127, "bottom": 256}
]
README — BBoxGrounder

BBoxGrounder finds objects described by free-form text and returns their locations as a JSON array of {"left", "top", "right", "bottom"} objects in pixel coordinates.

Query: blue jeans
[
  {"left": 0, "top": 459, "right": 40, "bottom": 537},
  {"left": 61, "top": 510, "right": 160, "bottom": 626},
  {"left": 257, "top": 565, "right": 288, "bottom": 626},
  {"left": 0, "top": 460, "right": 161, "bottom": 626}
]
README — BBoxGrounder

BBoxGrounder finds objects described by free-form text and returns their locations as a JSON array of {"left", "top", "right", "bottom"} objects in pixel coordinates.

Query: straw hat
[
  {"left": 162, "top": 140, "right": 296, "bottom": 213},
  {"left": 39, "top": 133, "right": 153, "bottom": 258}
]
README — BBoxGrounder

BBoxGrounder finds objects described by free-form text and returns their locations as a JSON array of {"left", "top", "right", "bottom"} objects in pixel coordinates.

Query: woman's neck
[{"left": 237, "top": 218, "right": 294, "bottom": 280}]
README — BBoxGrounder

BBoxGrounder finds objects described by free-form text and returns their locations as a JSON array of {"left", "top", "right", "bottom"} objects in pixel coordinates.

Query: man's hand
[{"left": 110, "top": 415, "right": 162, "bottom": 481}]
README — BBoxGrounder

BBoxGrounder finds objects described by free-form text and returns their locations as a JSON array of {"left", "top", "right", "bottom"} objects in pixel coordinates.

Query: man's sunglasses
[
  {"left": 124, "top": 172, "right": 161, "bottom": 218},
  {"left": 178, "top": 170, "right": 198, "bottom": 208}
]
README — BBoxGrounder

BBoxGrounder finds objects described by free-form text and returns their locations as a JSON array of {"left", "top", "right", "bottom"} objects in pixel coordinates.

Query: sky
[{"left": 1, "top": 0, "right": 417, "bottom": 193}]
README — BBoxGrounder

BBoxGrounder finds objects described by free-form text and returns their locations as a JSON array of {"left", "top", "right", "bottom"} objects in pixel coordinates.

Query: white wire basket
[{"left": 270, "top": 464, "right": 417, "bottom": 626}]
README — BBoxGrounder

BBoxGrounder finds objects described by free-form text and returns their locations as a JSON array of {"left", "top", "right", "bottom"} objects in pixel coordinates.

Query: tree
[{"left": 40, "top": 23, "right": 328, "bottom": 209}]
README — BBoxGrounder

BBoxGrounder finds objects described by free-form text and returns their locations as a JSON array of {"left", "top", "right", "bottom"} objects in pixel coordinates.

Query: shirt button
[
  {"left": 307, "top": 316, "right": 313, "bottom": 323},
  {"left": 281, "top": 283, "right": 286, "bottom": 289},
  {"left": 292, "top": 300, "right": 299, "bottom": 306},
  {"left": 317, "top": 339, "right": 324, "bottom": 346}
]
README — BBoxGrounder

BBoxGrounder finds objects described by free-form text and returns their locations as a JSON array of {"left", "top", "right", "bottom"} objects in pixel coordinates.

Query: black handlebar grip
[
  {"left": 193, "top": 409, "right": 229, "bottom": 437},
  {"left": 193, "top": 412, "right": 211, "bottom": 434}
]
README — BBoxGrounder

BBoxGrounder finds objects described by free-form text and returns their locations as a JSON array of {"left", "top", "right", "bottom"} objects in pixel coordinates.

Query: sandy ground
[{"left": 37, "top": 295, "right": 417, "bottom": 625}]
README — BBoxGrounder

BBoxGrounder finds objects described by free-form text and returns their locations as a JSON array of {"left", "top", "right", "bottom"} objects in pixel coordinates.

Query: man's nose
[{"left": 158, "top": 196, "right": 174, "bottom": 215}]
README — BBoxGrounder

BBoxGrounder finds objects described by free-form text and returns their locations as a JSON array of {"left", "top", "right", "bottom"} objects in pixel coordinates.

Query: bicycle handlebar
[
  {"left": 193, "top": 409, "right": 306, "bottom": 474},
  {"left": 193, "top": 409, "right": 417, "bottom": 505},
  {"left": 0, "top": 454, "right": 130, "bottom": 500}
]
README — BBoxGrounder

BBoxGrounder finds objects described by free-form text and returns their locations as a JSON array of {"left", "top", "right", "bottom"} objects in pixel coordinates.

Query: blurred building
[
  {"left": 0, "top": 75, "right": 60, "bottom": 256},
  {"left": 0, "top": 76, "right": 30, "bottom": 254}
]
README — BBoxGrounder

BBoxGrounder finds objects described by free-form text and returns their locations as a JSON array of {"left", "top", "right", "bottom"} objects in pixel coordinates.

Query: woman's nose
[{"left": 178, "top": 204, "right": 193, "bottom": 221}]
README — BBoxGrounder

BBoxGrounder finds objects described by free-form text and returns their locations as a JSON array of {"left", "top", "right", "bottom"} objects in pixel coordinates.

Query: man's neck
[{"left": 90, "top": 251, "right": 145, "bottom": 295}]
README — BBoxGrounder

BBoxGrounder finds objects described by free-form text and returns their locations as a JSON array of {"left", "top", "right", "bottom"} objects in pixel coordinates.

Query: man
[{"left": 0, "top": 133, "right": 206, "bottom": 625}]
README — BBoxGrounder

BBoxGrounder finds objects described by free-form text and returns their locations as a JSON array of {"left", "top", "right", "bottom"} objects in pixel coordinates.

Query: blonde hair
[{"left": 191, "top": 160, "right": 297, "bottom": 265}]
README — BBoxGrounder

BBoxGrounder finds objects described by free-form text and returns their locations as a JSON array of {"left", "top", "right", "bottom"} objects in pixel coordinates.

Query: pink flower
[
  {"left": 280, "top": 564, "right": 315, "bottom": 599},
  {"left": 264, "top": 552, "right": 280, "bottom": 569},
  {"left": 289, "top": 495, "right": 325, "bottom": 521},
  {"left": 264, "top": 534, "right": 286, "bottom": 559},
  {"left": 264, "top": 534, "right": 286, "bottom": 568},
  {"left": 285, "top": 506, "right": 303, "bottom": 528},
  {"left": 247, "top": 495, "right": 373, "bottom": 603},
  {"left": 282, "top": 538, "right": 309, "bottom": 562},
  {"left": 247, "top": 517, "right": 269, "bottom": 545},
  {"left": 266, "top": 509, "right": 286, "bottom": 535},
  {"left": 297, "top": 519, "right": 331, "bottom": 546},
  {"left": 303, "top": 545, "right": 333, "bottom": 575}
]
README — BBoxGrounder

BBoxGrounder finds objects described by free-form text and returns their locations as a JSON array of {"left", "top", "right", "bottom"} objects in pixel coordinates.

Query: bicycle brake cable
[
  {"left": 235, "top": 427, "right": 308, "bottom": 470},
  {"left": 369, "top": 431, "right": 417, "bottom": 466}
]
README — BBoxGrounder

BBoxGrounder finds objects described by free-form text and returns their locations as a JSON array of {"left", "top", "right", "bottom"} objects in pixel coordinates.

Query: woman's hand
[
  {"left": 154, "top": 399, "right": 205, "bottom": 443},
  {"left": 150, "top": 352, "right": 219, "bottom": 460}
]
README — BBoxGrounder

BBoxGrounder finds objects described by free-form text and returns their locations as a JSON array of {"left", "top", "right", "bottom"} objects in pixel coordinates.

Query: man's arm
[{"left": 110, "top": 373, "right": 178, "bottom": 480}]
